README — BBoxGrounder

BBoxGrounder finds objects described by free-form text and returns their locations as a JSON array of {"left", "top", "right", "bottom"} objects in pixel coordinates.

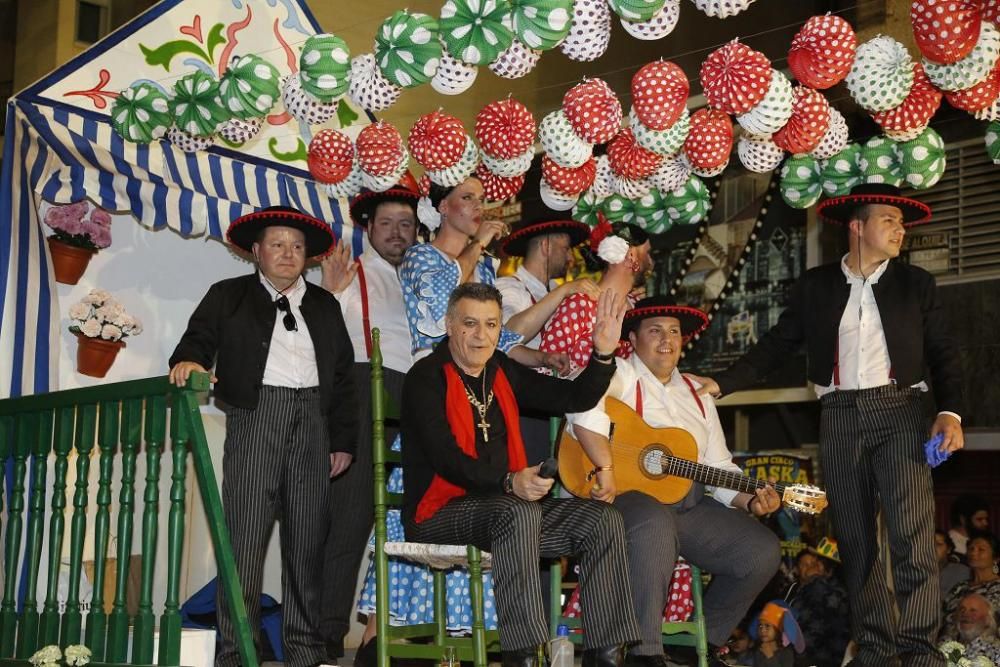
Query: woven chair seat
[{"left": 383, "top": 541, "right": 494, "bottom": 571}]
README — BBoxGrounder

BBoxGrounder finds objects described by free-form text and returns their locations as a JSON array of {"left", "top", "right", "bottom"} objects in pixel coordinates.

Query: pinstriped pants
[
  {"left": 820, "top": 387, "right": 945, "bottom": 667},
  {"left": 216, "top": 387, "right": 331, "bottom": 667},
  {"left": 406, "top": 495, "right": 641, "bottom": 651}
]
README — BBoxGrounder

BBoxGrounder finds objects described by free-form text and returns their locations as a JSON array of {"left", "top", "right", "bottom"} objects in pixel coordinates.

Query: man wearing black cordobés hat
[
  {"left": 169, "top": 206, "right": 358, "bottom": 667},
  {"left": 691, "top": 183, "right": 965, "bottom": 667}
]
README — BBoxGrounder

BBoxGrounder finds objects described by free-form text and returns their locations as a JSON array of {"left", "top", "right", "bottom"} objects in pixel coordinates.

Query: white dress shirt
[
  {"left": 567, "top": 354, "right": 743, "bottom": 508},
  {"left": 259, "top": 274, "right": 319, "bottom": 388},
  {"left": 335, "top": 248, "right": 414, "bottom": 374},
  {"left": 495, "top": 265, "right": 552, "bottom": 348}
]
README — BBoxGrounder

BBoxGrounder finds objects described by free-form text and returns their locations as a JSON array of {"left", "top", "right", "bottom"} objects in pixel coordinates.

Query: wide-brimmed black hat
[
  {"left": 503, "top": 218, "right": 591, "bottom": 257},
  {"left": 621, "top": 295, "right": 710, "bottom": 341},
  {"left": 349, "top": 183, "right": 420, "bottom": 227},
  {"left": 815, "top": 183, "right": 931, "bottom": 227},
  {"left": 226, "top": 206, "right": 334, "bottom": 258}
]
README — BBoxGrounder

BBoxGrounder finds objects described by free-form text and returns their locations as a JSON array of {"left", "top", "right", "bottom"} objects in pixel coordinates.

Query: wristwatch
[
  {"left": 591, "top": 349, "right": 615, "bottom": 364},
  {"left": 503, "top": 472, "right": 515, "bottom": 495}
]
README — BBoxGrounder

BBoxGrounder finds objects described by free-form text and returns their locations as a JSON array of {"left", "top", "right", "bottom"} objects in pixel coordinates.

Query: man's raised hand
[{"left": 591, "top": 289, "right": 628, "bottom": 357}]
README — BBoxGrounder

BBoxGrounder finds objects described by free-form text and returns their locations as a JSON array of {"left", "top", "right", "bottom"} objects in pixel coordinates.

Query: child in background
[
  {"left": 749, "top": 601, "right": 804, "bottom": 667},
  {"left": 726, "top": 624, "right": 754, "bottom": 666}
]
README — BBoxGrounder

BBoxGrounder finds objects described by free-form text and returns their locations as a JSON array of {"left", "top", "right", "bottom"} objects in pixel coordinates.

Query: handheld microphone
[{"left": 538, "top": 457, "right": 559, "bottom": 479}]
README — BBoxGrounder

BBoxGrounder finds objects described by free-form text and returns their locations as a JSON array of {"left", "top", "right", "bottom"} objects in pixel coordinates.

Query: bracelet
[
  {"left": 586, "top": 465, "right": 614, "bottom": 481},
  {"left": 503, "top": 472, "right": 515, "bottom": 494},
  {"left": 591, "top": 349, "right": 615, "bottom": 362},
  {"left": 744, "top": 495, "right": 755, "bottom": 513}
]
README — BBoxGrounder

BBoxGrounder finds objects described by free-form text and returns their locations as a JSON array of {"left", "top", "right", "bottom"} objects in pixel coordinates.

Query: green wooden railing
[{"left": 0, "top": 374, "right": 256, "bottom": 667}]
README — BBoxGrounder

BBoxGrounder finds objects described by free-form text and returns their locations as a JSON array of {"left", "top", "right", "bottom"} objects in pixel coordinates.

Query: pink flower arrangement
[
  {"left": 68, "top": 289, "right": 143, "bottom": 341},
  {"left": 44, "top": 202, "right": 113, "bottom": 251}
]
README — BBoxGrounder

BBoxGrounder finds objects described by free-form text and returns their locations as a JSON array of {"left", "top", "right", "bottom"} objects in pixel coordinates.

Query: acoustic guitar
[{"left": 557, "top": 398, "right": 828, "bottom": 515}]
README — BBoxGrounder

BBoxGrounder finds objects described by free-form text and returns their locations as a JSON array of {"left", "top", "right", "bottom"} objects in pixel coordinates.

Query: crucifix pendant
[{"left": 477, "top": 416, "right": 490, "bottom": 442}]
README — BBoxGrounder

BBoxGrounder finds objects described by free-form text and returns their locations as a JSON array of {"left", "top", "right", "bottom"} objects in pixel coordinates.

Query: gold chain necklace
[{"left": 461, "top": 369, "right": 494, "bottom": 442}]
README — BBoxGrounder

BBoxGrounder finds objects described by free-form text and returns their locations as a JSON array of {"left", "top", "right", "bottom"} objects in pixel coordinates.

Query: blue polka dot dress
[
  {"left": 399, "top": 244, "right": 522, "bottom": 356},
  {"left": 357, "top": 435, "right": 500, "bottom": 632}
]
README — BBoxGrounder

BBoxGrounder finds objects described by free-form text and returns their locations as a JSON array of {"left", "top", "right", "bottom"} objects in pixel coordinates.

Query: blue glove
[{"left": 924, "top": 433, "right": 951, "bottom": 468}]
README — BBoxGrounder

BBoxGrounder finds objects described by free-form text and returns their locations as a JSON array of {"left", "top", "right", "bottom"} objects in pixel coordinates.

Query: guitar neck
[{"left": 662, "top": 455, "right": 786, "bottom": 496}]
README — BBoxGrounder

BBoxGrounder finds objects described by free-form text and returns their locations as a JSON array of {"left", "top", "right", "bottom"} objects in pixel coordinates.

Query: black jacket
[
  {"left": 715, "top": 260, "right": 963, "bottom": 415},
  {"left": 169, "top": 273, "right": 359, "bottom": 454}
]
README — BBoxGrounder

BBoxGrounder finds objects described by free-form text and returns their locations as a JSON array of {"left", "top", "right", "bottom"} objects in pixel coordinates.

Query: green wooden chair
[
  {"left": 370, "top": 329, "right": 501, "bottom": 667},
  {"left": 545, "top": 417, "right": 709, "bottom": 667}
]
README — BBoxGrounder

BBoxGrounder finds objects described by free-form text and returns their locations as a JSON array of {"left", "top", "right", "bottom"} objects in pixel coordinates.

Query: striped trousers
[
  {"left": 319, "top": 364, "right": 406, "bottom": 655},
  {"left": 216, "top": 387, "right": 331, "bottom": 667},
  {"left": 406, "top": 495, "right": 641, "bottom": 651},
  {"left": 820, "top": 386, "right": 945, "bottom": 667}
]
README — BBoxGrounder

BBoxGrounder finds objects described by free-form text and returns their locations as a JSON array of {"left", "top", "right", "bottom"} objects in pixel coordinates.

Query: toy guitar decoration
[{"left": 557, "top": 398, "right": 828, "bottom": 515}]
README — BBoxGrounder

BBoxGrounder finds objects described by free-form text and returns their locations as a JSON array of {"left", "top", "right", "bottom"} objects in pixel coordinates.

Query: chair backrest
[{"left": 370, "top": 329, "right": 401, "bottom": 521}]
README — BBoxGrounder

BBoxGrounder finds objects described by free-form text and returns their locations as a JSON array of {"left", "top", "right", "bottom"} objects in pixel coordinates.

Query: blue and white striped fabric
[{"left": 0, "top": 98, "right": 361, "bottom": 398}]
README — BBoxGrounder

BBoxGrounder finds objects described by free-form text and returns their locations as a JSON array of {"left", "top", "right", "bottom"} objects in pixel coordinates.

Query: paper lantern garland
[
  {"left": 481, "top": 147, "right": 535, "bottom": 177},
  {"left": 362, "top": 147, "right": 410, "bottom": 192},
  {"left": 426, "top": 136, "right": 480, "bottom": 187},
  {"left": 542, "top": 154, "right": 597, "bottom": 195},
  {"left": 167, "top": 127, "right": 214, "bottom": 153},
  {"left": 898, "top": 127, "right": 947, "bottom": 189},
  {"left": 683, "top": 108, "right": 733, "bottom": 170},
  {"left": 943, "top": 60, "right": 1000, "bottom": 111},
  {"left": 573, "top": 190, "right": 605, "bottom": 226},
  {"left": 700, "top": 40, "right": 772, "bottom": 115},
  {"left": 631, "top": 60, "right": 689, "bottom": 130},
  {"left": 858, "top": 135, "right": 904, "bottom": 187},
  {"left": 621, "top": 1, "right": 681, "bottom": 41},
  {"left": 820, "top": 143, "right": 864, "bottom": 197},
  {"left": 356, "top": 122, "right": 405, "bottom": 177},
  {"left": 736, "top": 69, "right": 795, "bottom": 136},
  {"left": 871, "top": 62, "right": 942, "bottom": 135},
  {"left": 607, "top": 128, "right": 664, "bottom": 179},
  {"left": 559, "top": 0, "right": 612, "bottom": 62},
  {"left": 691, "top": 0, "right": 757, "bottom": 19},
  {"left": 986, "top": 121, "right": 1000, "bottom": 163},
  {"left": 846, "top": 35, "right": 915, "bottom": 112},
  {"left": 439, "top": 0, "right": 514, "bottom": 65},
  {"left": 607, "top": 0, "right": 666, "bottom": 23},
  {"left": 633, "top": 188, "right": 670, "bottom": 232},
  {"left": 431, "top": 52, "right": 480, "bottom": 95},
  {"left": 563, "top": 78, "right": 624, "bottom": 144},
  {"left": 298, "top": 34, "right": 351, "bottom": 103},
  {"left": 283, "top": 75, "right": 339, "bottom": 126},
  {"left": 613, "top": 173, "right": 653, "bottom": 199},
  {"left": 810, "top": 106, "right": 849, "bottom": 160},
  {"left": 649, "top": 151, "right": 693, "bottom": 192},
  {"left": 911, "top": 0, "right": 982, "bottom": 65},
  {"left": 348, "top": 53, "right": 403, "bottom": 112},
  {"left": 772, "top": 86, "right": 831, "bottom": 155},
  {"left": 539, "top": 109, "right": 594, "bottom": 168},
  {"left": 630, "top": 107, "right": 690, "bottom": 156},
  {"left": 924, "top": 22, "right": 1000, "bottom": 92},
  {"left": 476, "top": 98, "right": 537, "bottom": 159},
  {"left": 488, "top": 39, "right": 543, "bottom": 78},
  {"left": 408, "top": 111, "right": 469, "bottom": 171},
  {"left": 540, "top": 178, "right": 579, "bottom": 210},
  {"left": 788, "top": 14, "right": 857, "bottom": 89},
  {"left": 780, "top": 155, "right": 823, "bottom": 208},
  {"left": 374, "top": 11, "right": 442, "bottom": 88},
  {"left": 219, "top": 117, "right": 263, "bottom": 145},
  {"left": 308, "top": 129, "right": 355, "bottom": 184},
  {"left": 170, "top": 71, "right": 228, "bottom": 137},
  {"left": 111, "top": 82, "right": 172, "bottom": 144},
  {"left": 220, "top": 54, "right": 281, "bottom": 119},
  {"left": 476, "top": 162, "right": 526, "bottom": 201},
  {"left": 591, "top": 154, "right": 615, "bottom": 199},
  {"left": 510, "top": 0, "right": 573, "bottom": 50},
  {"left": 662, "top": 174, "right": 712, "bottom": 225},
  {"left": 738, "top": 134, "right": 785, "bottom": 173},
  {"left": 601, "top": 194, "right": 636, "bottom": 224},
  {"left": 327, "top": 158, "right": 364, "bottom": 200}
]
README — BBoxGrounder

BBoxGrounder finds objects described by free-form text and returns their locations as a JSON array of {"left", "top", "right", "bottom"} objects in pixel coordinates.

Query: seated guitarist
[{"left": 566, "top": 296, "right": 782, "bottom": 667}]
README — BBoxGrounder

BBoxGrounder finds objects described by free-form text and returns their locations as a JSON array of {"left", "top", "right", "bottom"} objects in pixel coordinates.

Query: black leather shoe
[
  {"left": 582, "top": 644, "right": 627, "bottom": 667},
  {"left": 502, "top": 645, "right": 548, "bottom": 667},
  {"left": 624, "top": 653, "right": 670, "bottom": 667},
  {"left": 353, "top": 637, "right": 377, "bottom": 667}
]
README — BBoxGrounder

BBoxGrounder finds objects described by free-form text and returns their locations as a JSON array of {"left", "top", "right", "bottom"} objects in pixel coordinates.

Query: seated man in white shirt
[
  {"left": 566, "top": 296, "right": 782, "bottom": 667},
  {"left": 496, "top": 216, "right": 598, "bottom": 463},
  {"left": 318, "top": 182, "right": 420, "bottom": 662}
]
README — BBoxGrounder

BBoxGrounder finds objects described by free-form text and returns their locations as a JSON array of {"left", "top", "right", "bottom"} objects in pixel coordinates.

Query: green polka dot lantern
[
  {"left": 601, "top": 194, "right": 636, "bottom": 224},
  {"left": 573, "top": 191, "right": 605, "bottom": 227},
  {"left": 440, "top": 0, "right": 515, "bottom": 66},
  {"left": 607, "top": 0, "right": 666, "bottom": 23},
  {"left": 510, "top": 0, "right": 572, "bottom": 50},
  {"left": 986, "top": 121, "right": 1000, "bottom": 164},
  {"left": 780, "top": 155, "right": 823, "bottom": 209},
  {"left": 662, "top": 175, "right": 711, "bottom": 225},
  {"left": 845, "top": 35, "right": 913, "bottom": 112},
  {"left": 858, "top": 135, "right": 903, "bottom": 187},
  {"left": 170, "top": 71, "right": 228, "bottom": 137},
  {"left": 375, "top": 10, "right": 442, "bottom": 88},
  {"left": 220, "top": 54, "right": 280, "bottom": 119},
  {"left": 111, "top": 82, "right": 172, "bottom": 143},
  {"left": 633, "top": 188, "right": 671, "bottom": 233},
  {"left": 820, "top": 143, "right": 864, "bottom": 197},
  {"left": 630, "top": 108, "right": 689, "bottom": 156},
  {"left": 899, "top": 127, "right": 946, "bottom": 190},
  {"left": 299, "top": 34, "right": 351, "bottom": 102}
]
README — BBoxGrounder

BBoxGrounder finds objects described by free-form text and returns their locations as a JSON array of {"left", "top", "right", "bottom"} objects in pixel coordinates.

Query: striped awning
[{"left": 0, "top": 98, "right": 362, "bottom": 397}]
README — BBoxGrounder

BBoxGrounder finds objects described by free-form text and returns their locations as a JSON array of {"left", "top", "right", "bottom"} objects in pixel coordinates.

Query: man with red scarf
[{"left": 401, "top": 283, "right": 640, "bottom": 667}]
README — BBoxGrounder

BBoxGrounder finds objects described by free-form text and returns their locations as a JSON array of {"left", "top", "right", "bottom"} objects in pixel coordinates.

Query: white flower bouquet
[
  {"left": 68, "top": 289, "right": 143, "bottom": 342},
  {"left": 29, "top": 644, "right": 91, "bottom": 667},
  {"left": 939, "top": 640, "right": 994, "bottom": 667}
]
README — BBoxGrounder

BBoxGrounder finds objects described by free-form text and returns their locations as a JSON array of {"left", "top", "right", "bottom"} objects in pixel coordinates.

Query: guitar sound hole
[{"left": 640, "top": 445, "right": 670, "bottom": 480}]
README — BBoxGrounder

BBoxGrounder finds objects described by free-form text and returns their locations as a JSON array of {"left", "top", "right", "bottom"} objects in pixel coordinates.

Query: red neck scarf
[{"left": 414, "top": 362, "right": 528, "bottom": 523}]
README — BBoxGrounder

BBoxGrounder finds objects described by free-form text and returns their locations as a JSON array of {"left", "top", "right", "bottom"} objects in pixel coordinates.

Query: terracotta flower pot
[
  {"left": 48, "top": 237, "right": 96, "bottom": 285},
  {"left": 74, "top": 331, "right": 125, "bottom": 378}
]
